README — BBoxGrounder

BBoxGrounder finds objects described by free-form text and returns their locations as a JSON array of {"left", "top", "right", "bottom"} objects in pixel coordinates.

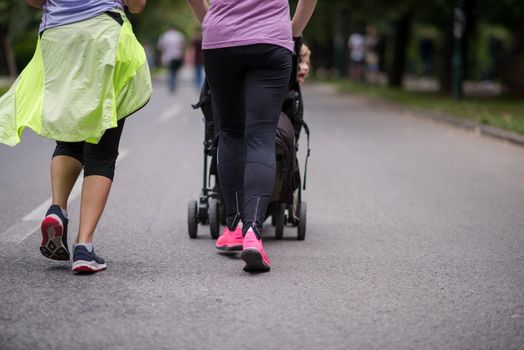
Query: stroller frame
[{"left": 187, "top": 50, "right": 311, "bottom": 240}]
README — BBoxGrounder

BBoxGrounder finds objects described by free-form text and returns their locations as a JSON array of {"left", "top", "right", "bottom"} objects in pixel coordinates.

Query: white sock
[{"left": 61, "top": 208, "right": 68, "bottom": 219}]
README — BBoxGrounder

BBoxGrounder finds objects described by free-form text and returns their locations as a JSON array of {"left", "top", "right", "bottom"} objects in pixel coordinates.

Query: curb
[
  {"left": 413, "top": 108, "right": 524, "bottom": 147},
  {"left": 329, "top": 83, "right": 524, "bottom": 147}
]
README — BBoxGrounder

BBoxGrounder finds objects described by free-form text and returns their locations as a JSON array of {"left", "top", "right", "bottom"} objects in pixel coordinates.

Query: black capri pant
[
  {"left": 204, "top": 44, "right": 292, "bottom": 237},
  {"left": 52, "top": 118, "right": 125, "bottom": 181}
]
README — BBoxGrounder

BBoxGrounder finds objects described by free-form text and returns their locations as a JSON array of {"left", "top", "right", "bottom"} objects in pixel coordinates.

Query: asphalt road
[{"left": 1, "top": 71, "right": 523, "bottom": 350}]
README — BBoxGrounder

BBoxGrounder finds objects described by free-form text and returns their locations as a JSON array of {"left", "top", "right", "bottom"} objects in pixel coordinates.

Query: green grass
[
  {"left": 0, "top": 86, "right": 8, "bottom": 97},
  {"left": 333, "top": 80, "right": 524, "bottom": 136}
]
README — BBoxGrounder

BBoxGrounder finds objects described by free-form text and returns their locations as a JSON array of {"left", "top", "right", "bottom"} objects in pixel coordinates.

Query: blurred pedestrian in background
[
  {"left": 348, "top": 28, "right": 366, "bottom": 82},
  {"left": 365, "top": 25, "right": 380, "bottom": 84},
  {"left": 187, "top": 0, "right": 317, "bottom": 272},
  {"left": 158, "top": 25, "right": 185, "bottom": 93},
  {"left": 143, "top": 42, "right": 156, "bottom": 70},
  {"left": 190, "top": 28, "right": 205, "bottom": 89},
  {"left": 0, "top": 0, "right": 152, "bottom": 273}
]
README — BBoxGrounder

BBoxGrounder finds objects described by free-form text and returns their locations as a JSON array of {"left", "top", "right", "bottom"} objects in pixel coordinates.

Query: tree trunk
[
  {"left": 388, "top": 14, "right": 411, "bottom": 87},
  {"left": 3, "top": 35, "right": 17, "bottom": 78},
  {"left": 439, "top": 0, "right": 476, "bottom": 95},
  {"left": 0, "top": 25, "right": 8, "bottom": 76},
  {"left": 438, "top": 19, "right": 453, "bottom": 94},
  {"left": 500, "top": 20, "right": 524, "bottom": 97},
  {"left": 0, "top": 20, "right": 17, "bottom": 78},
  {"left": 462, "top": 0, "right": 477, "bottom": 80}
]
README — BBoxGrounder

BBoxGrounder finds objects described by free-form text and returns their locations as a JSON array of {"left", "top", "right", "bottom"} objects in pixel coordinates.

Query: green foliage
[
  {"left": 0, "top": 85, "right": 8, "bottom": 97},
  {"left": 0, "top": 0, "right": 25, "bottom": 24},
  {"left": 13, "top": 29, "right": 38, "bottom": 71},
  {"left": 0, "top": 1, "right": 38, "bottom": 75},
  {"left": 130, "top": 0, "right": 199, "bottom": 45},
  {"left": 2, "top": 0, "right": 524, "bottom": 92},
  {"left": 473, "top": 24, "right": 512, "bottom": 80},
  {"left": 0, "top": 0, "right": 39, "bottom": 36}
]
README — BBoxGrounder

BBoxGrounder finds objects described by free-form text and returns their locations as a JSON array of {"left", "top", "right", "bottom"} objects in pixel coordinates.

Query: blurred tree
[
  {"left": 129, "top": 0, "right": 196, "bottom": 44},
  {"left": 2, "top": 0, "right": 522, "bottom": 95},
  {"left": 0, "top": 0, "right": 41, "bottom": 76},
  {"left": 300, "top": 0, "right": 524, "bottom": 94},
  {"left": 0, "top": 0, "right": 196, "bottom": 76},
  {"left": 479, "top": 0, "right": 524, "bottom": 95},
  {"left": 0, "top": 0, "right": 32, "bottom": 76},
  {"left": 388, "top": 10, "right": 412, "bottom": 88},
  {"left": 299, "top": 0, "right": 416, "bottom": 87}
]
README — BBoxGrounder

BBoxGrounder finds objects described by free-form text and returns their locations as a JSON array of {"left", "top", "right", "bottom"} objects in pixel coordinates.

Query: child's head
[{"left": 298, "top": 44, "right": 311, "bottom": 84}]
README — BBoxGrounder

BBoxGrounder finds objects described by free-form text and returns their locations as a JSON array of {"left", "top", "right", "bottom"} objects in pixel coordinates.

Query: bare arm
[
  {"left": 186, "top": 0, "right": 208, "bottom": 24},
  {"left": 123, "top": 0, "right": 147, "bottom": 14},
  {"left": 291, "top": 0, "right": 317, "bottom": 37},
  {"left": 26, "top": 0, "right": 45, "bottom": 8}
]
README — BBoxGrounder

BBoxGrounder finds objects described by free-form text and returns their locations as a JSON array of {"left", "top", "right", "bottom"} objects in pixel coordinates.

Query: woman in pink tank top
[{"left": 187, "top": 0, "right": 317, "bottom": 272}]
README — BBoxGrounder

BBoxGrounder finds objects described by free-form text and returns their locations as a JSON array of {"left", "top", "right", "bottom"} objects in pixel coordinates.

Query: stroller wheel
[
  {"left": 209, "top": 198, "right": 220, "bottom": 239},
  {"left": 188, "top": 200, "right": 198, "bottom": 239},
  {"left": 274, "top": 203, "right": 286, "bottom": 239},
  {"left": 297, "top": 201, "right": 306, "bottom": 241}
]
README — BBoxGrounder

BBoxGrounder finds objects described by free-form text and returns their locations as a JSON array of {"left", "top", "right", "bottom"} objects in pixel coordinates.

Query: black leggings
[
  {"left": 52, "top": 119, "right": 125, "bottom": 181},
  {"left": 204, "top": 44, "right": 292, "bottom": 236}
]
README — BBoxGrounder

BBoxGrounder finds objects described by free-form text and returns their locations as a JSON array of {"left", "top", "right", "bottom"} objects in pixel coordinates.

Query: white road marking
[
  {"left": 2, "top": 222, "right": 41, "bottom": 243},
  {"left": 22, "top": 182, "right": 81, "bottom": 221},
  {"left": 158, "top": 104, "right": 182, "bottom": 123},
  {"left": 0, "top": 149, "right": 129, "bottom": 244},
  {"left": 2, "top": 96, "right": 182, "bottom": 244}
]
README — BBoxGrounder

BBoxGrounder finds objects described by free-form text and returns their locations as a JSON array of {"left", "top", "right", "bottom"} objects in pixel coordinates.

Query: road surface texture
[{"left": 1, "top": 73, "right": 523, "bottom": 350}]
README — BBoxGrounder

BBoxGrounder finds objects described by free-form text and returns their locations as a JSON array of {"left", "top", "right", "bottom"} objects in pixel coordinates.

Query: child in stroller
[{"left": 187, "top": 41, "right": 312, "bottom": 241}]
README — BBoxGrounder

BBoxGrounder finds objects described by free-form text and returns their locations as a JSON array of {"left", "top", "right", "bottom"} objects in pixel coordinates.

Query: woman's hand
[
  {"left": 186, "top": 0, "right": 208, "bottom": 24},
  {"left": 291, "top": 0, "right": 317, "bottom": 37},
  {"left": 123, "top": 0, "right": 147, "bottom": 14},
  {"left": 26, "top": 0, "right": 45, "bottom": 8}
]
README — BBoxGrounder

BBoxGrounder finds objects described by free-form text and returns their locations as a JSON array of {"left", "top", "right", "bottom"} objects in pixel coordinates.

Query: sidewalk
[{"left": 330, "top": 78, "right": 524, "bottom": 146}]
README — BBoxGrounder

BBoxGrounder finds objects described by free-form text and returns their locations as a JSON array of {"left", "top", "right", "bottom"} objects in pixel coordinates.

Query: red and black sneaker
[{"left": 40, "top": 205, "right": 70, "bottom": 261}]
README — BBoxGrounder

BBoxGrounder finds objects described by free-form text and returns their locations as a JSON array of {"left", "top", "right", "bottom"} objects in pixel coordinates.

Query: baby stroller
[{"left": 187, "top": 44, "right": 311, "bottom": 240}]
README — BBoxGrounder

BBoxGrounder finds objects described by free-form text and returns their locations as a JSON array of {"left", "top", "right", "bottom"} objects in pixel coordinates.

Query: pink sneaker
[
  {"left": 241, "top": 229, "right": 270, "bottom": 272},
  {"left": 216, "top": 226, "right": 243, "bottom": 251}
]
